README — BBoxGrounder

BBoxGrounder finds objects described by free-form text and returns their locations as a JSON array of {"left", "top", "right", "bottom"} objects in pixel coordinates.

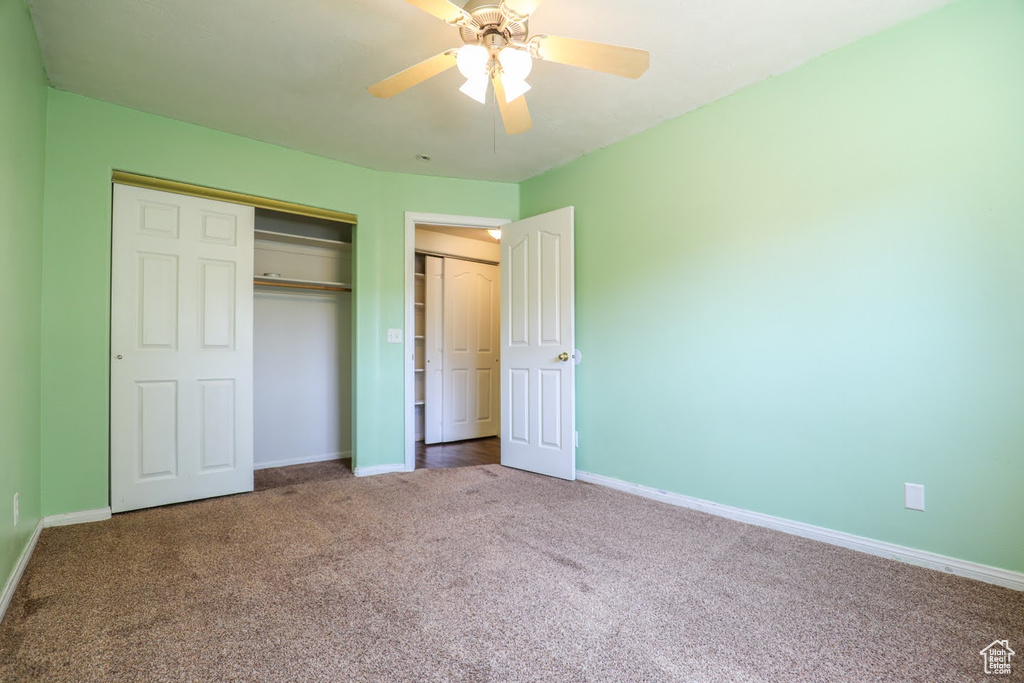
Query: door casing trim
[{"left": 403, "top": 212, "right": 510, "bottom": 472}]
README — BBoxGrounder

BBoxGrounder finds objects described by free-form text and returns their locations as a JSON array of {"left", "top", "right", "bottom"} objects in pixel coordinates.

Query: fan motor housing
[{"left": 459, "top": 2, "right": 528, "bottom": 46}]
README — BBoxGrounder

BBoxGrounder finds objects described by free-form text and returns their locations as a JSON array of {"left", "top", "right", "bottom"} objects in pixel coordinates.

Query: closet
[
  {"left": 253, "top": 209, "right": 353, "bottom": 469},
  {"left": 109, "top": 174, "right": 356, "bottom": 513}
]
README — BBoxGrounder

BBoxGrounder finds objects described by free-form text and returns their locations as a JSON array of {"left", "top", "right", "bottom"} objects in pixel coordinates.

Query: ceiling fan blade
[
  {"left": 535, "top": 35, "right": 649, "bottom": 79},
  {"left": 368, "top": 51, "right": 458, "bottom": 99},
  {"left": 492, "top": 72, "right": 532, "bottom": 135},
  {"left": 502, "top": 0, "right": 542, "bottom": 17},
  {"left": 404, "top": 0, "right": 469, "bottom": 24}
]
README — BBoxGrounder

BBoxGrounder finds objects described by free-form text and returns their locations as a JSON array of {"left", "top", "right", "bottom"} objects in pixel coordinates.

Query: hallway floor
[{"left": 416, "top": 436, "right": 500, "bottom": 470}]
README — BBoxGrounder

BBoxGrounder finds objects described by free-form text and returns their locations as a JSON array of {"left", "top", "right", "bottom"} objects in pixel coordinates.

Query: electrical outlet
[
  {"left": 13, "top": 492, "right": 19, "bottom": 528},
  {"left": 905, "top": 483, "right": 925, "bottom": 511},
  {"left": 386, "top": 328, "right": 402, "bottom": 343}
]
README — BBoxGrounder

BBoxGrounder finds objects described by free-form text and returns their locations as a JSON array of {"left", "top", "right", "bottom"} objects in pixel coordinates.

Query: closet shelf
[
  {"left": 414, "top": 368, "right": 425, "bottom": 373},
  {"left": 254, "top": 275, "right": 352, "bottom": 293},
  {"left": 414, "top": 302, "right": 425, "bottom": 307},
  {"left": 415, "top": 273, "right": 425, "bottom": 278},
  {"left": 414, "top": 400, "right": 425, "bottom": 406},
  {"left": 414, "top": 335, "right": 425, "bottom": 340},
  {"left": 255, "top": 229, "right": 352, "bottom": 251}
]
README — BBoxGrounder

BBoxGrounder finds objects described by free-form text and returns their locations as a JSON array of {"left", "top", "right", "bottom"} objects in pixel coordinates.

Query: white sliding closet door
[
  {"left": 110, "top": 184, "right": 255, "bottom": 513},
  {"left": 442, "top": 258, "right": 500, "bottom": 442}
]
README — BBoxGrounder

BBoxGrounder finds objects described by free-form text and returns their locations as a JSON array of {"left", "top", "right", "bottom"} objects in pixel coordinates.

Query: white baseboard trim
[
  {"left": 353, "top": 463, "right": 406, "bottom": 477},
  {"left": 577, "top": 470, "right": 1024, "bottom": 592},
  {"left": 254, "top": 451, "right": 351, "bottom": 470},
  {"left": 0, "top": 520, "right": 43, "bottom": 624},
  {"left": 42, "top": 507, "right": 111, "bottom": 528}
]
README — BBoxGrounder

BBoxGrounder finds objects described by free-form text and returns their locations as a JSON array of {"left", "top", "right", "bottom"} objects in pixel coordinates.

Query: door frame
[{"left": 404, "top": 212, "right": 510, "bottom": 472}]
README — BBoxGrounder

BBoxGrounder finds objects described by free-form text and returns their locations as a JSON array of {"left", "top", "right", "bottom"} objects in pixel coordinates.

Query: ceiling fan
[{"left": 368, "top": 0, "right": 650, "bottom": 135}]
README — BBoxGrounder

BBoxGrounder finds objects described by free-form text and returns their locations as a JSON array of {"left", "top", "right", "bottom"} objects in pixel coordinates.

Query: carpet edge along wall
[
  {"left": 521, "top": 0, "right": 1024, "bottom": 573},
  {"left": 0, "top": 0, "right": 47, "bottom": 600}
]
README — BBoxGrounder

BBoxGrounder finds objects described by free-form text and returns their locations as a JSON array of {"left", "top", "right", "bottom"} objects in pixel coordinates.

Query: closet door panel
[
  {"left": 136, "top": 380, "right": 179, "bottom": 479},
  {"left": 199, "top": 379, "right": 236, "bottom": 471},
  {"left": 199, "top": 259, "right": 237, "bottom": 349},
  {"left": 137, "top": 253, "right": 179, "bottom": 349},
  {"left": 111, "top": 184, "right": 255, "bottom": 513}
]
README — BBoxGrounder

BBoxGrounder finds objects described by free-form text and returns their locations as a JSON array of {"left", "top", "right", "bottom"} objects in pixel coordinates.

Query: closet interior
[
  {"left": 414, "top": 253, "right": 427, "bottom": 441},
  {"left": 253, "top": 208, "right": 353, "bottom": 470}
]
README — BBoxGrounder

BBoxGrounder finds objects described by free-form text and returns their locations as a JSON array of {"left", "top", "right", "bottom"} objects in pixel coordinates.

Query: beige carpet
[
  {"left": 0, "top": 464, "right": 1020, "bottom": 682},
  {"left": 253, "top": 458, "right": 353, "bottom": 491}
]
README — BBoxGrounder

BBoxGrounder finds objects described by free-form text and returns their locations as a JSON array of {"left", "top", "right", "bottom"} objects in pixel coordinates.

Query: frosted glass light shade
[
  {"left": 498, "top": 47, "right": 532, "bottom": 82},
  {"left": 460, "top": 77, "right": 489, "bottom": 104},
  {"left": 457, "top": 44, "right": 490, "bottom": 79},
  {"left": 502, "top": 78, "right": 531, "bottom": 103}
]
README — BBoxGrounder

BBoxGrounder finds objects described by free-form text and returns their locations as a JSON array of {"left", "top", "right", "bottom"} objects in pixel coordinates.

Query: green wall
[
  {"left": 39, "top": 90, "right": 518, "bottom": 517},
  {"left": 522, "top": 0, "right": 1024, "bottom": 572},
  {"left": 0, "top": 0, "right": 47, "bottom": 593},
  {"left": 20, "top": 0, "right": 1024, "bottom": 577}
]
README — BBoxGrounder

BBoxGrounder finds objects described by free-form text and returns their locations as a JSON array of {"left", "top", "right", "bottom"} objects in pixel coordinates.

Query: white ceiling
[{"left": 27, "top": 0, "right": 951, "bottom": 183}]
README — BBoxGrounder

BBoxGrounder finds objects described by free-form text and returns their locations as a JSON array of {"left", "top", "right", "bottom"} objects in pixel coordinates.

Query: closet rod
[
  {"left": 415, "top": 249, "right": 499, "bottom": 266},
  {"left": 254, "top": 279, "right": 351, "bottom": 293}
]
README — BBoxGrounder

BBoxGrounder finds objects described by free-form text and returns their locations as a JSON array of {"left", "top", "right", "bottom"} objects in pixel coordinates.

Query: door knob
[{"left": 558, "top": 352, "right": 570, "bottom": 362}]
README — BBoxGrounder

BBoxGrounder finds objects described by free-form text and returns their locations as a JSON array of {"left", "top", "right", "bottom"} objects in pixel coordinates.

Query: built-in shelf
[
  {"left": 255, "top": 229, "right": 351, "bottom": 251},
  {"left": 414, "top": 252, "right": 427, "bottom": 441},
  {"left": 254, "top": 275, "right": 352, "bottom": 293}
]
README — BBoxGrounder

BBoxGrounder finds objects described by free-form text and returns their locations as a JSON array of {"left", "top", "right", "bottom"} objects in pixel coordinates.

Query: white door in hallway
[
  {"left": 110, "top": 184, "right": 255, "bottom": 513},
  {"left": 442, "top": 258, "right": 500, "bottom": 442},
  {"left": 500, "top": 207, "right": 576, "bottom": 480}
]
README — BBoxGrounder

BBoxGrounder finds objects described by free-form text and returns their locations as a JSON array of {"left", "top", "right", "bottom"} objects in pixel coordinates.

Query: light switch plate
[
  {"left": 904, "top": 483, "right": 925, "bottom": 511},
  {"left": 386, "top": 328, "right": 402, "bottom": 344}
]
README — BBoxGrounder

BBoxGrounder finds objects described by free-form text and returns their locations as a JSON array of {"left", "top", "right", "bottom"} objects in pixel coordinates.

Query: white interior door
[
  {"left": 423, "top": 255, "right": 444, "bottom": 444},
  {"left": 442, "top": 258, "right": 500, "bottom": 442},
  {"left": 110, "top": 184, "right": 255, "bottom": 513},
  {"left": 500, "top": 207, "right": 575, "bottom": 480}
]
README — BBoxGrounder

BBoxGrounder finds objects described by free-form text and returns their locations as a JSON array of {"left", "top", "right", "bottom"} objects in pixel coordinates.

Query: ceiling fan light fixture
[
  {"left": 502, "top": 77, "right": 531, "bottom": 103},
  {"left": 498, "top": 46, "right": 532, "bottom": 81},
  {"left": 367, "top": 0, "right": 650, "bottom": 135},
  {"left": 456, "top": 43, "right": 490, "bottom": 79},
  {"left": 459, "top": 76, "right": 489, "bottom": 104}
]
